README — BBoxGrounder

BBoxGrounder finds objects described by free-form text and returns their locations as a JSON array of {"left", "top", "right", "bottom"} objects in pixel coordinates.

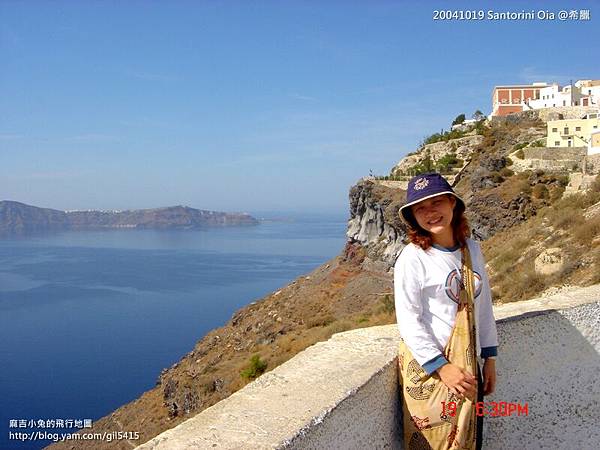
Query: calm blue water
[{"left": 0, "top": 212, "right": 348, "bottom": 449}]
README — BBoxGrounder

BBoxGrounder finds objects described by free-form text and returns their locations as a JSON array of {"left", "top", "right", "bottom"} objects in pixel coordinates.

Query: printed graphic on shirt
[{"left": 444, "top": 269, "right": 482, "bottom": 303}]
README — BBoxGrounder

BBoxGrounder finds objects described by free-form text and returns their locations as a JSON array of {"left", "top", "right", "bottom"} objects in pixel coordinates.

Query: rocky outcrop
[
  {"left": 535, "top": 248, "right": 564, "bottom": 276},
  {"left": 466, "top": 192, "right": 537, "bottom": 240},
  {"left": 0, "top": 201, "right": 69, "bottom": 234},
  {"left": 564, "top": 173, "right": 599, "bottom": 196},
  {"left": 346, "top": 178, "right": 407, "bottom": 271},
  {"left": 0, "top": 201, "right": 258, "bottom": 235},
  {"left": 390, "top": 134, "right": 483, "bottom": 177}
]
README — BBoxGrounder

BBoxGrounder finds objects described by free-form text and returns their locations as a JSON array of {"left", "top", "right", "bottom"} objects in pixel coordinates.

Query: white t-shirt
[{"left": 393, "top": 237, "right": 499, "bottom": 373}]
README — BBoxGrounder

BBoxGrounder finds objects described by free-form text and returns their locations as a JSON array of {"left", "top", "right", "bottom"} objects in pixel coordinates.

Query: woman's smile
[
  {"left": 410, "top": 194, "right": 457, "bottom": 247},
  {"left": 412, "top": 196, "right": 455, "bottom": 230}
]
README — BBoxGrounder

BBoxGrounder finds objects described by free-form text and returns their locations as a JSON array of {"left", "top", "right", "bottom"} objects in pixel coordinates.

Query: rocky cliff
[
  {"left": 346, "top": 178, "right": 407, "bottom": 271},
  {"left": 0, "top": 201, "right": 258, "bottom": 235}
]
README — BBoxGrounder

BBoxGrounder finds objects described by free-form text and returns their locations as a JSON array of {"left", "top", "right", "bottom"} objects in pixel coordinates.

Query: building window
[
  {"left": 563, "top": 100, "right": 566, "bottom": 106},
  {"left": 568, "top": 140, "right": 572, "bottom": 147},
  {"left": 564, "top": 127, "right": 569, "bottom": 134},
  {"left": 552, "top": 127, "right": 558, "bottom": 132},
  {"left": 576, "top": 127, "right": 581, "bottom": 131},
  {"left": 555, "top": 141, "right": 560, "bottom": 146}
]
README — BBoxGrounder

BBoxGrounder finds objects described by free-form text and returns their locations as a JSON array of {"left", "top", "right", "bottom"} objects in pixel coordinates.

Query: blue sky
[{"left": 1, "top": 0, "right": 597, "bottom": 215}]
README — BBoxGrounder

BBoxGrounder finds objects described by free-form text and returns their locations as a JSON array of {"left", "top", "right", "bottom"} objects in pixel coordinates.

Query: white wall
[{"left": 135, "top": 286, "right": 600, "bottom": 450}]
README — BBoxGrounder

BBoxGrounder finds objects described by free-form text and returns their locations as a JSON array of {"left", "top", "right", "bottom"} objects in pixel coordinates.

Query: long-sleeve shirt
[{"left": 394, "top": 237, "right": 498, "bottom": 375}]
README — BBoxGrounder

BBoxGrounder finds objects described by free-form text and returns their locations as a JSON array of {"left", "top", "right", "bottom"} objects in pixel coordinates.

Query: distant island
[{"left": 0, "top": 201, "right": 259, "bottom": 235}]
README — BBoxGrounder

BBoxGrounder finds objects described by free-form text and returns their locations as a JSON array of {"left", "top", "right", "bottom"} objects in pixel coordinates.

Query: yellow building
[
  {"left": 546, "top": 112, "right": 600, "bottom": 148},
  {"left": 590, "top": 131, "right": 600, "bottom": 155}
]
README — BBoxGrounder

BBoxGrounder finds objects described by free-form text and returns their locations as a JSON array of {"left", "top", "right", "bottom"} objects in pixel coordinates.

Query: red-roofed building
[{"left": 491, "top": 83, "right": 548, "bottom": 116}]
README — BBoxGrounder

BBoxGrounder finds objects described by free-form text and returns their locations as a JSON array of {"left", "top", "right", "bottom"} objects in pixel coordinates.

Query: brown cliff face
[{"left": 0, "top": 201, "right": 69, "bottom": 234}]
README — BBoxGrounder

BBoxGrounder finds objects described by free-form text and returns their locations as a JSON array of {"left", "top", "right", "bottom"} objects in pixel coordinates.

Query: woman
[{"left": 394, "top": 172, "right": 498, "bottom": 450}]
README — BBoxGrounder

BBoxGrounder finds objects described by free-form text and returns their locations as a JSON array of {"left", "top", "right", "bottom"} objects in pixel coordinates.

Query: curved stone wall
[{"left": 135, "top": 285, "right": 600, "bottom": 449}]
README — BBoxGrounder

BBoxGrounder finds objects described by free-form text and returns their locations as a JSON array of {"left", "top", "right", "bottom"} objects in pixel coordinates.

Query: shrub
[
  {"left": 532, "top": 184, "right": 549, "bottom": 199},
  {"left": 406, "top": 152, "right": 434, "bottom": 175},
  {"left": 422, "top": 128, "right": 468, "bottom": 146},
  {"left": 240, "top": 354, "right": 268, "bottom": 379},
  {"left": 519, "top": 179, "right": 532, "bottom": 194},
  {"left": 406, "top": 163, "right": 428, "bottom": 176},
  {"left": 489, "top": 171, "right": 504, "bottom": 184},
  {"left": 591, "top": 174, "right": 600, "bottom": 193},
  {"left": 474, "top": 121, "right": 486, "bottom": 135},
  {"left": 514, "top": 142, "right": 529, "bottom": 151},
  {"left": 481, "top": 134, "right": 496, "bottom": 147},
  {"left": 443, "top": 129, "right": 467, "bottom": 142},
  {"left": 573, "top": 219, "right": 600, "bottom": 244},
  {"left": 436, "top": 153, "right": 461, "bottom": 173},
  {"left": 515, "top": 149, "right": 525, "bottom": 159},
  {"left": 557, "top": 175, "right": 569, "bottom": 187},
  {"left": 379, "top": 294, "right": 395, "bottom": 314},
  {"left": 549, "top": 186, "right": 565, "bottom": 202},
  {"left": 505, "top": 156, "right": 513, "bottom": 167},
  {"left": 306, "top": 314, "right": 336, "bottom": 328},
  {"left": 531, "top": 139, "right": 545, "bottom": 147},
  {"left": 553, "top": 210, "right": 585, "bottom": 230},
  {"left": 500, "top": 167, "right": 514, "bottom": 177},
  {"left": 326, "top": 319, "right": 353, "bottom": 336},
  {"left": 422, "top": 132, "right": 443, "bottom": 146},
  {"left": 472, "top": 110, "right": 485, "bottom": 121},
  {"left": 452, "top": 114, "right": 466, "bottom": 126}
]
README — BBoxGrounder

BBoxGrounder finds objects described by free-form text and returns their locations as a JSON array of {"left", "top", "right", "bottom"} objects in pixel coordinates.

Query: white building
[
  {"left": 528, "top": 83, "right": 582, "bottom": 109},
  {"left": 575, "top": 80, "right": 600, "bottom": 107},
  {"left": 526, "top": 80, "right": 600, "bottom": 109}
]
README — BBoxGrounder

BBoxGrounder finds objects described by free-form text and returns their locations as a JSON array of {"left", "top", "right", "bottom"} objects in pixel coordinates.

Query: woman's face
[{"left": 410, "top": 194, "right": 456, "bottom": 234}]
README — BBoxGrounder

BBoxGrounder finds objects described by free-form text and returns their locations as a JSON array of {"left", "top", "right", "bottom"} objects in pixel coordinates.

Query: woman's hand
[
  {"left": 483, "top": 359, "right": 497, "bottom": 395},
  {"left": 436, "top": 363, "right": 477, "bottom": 401}
]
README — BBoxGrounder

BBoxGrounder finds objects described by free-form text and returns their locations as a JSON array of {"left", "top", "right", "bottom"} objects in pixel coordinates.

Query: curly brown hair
[{"left": 403, "top": 194, "right": 471, "bottom": 250}]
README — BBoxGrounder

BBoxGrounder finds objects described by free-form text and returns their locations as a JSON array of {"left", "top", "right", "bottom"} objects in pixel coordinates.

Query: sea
[{"left": 0, "top": 211, "right": 348, "bottom": 450}]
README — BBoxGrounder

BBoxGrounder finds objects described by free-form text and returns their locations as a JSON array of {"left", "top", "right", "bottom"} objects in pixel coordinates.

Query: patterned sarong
[{"left": 398, "top": 244, "right": 479, "bottom": 450}]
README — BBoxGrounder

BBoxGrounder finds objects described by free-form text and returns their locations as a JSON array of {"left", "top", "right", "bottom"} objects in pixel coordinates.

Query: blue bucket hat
[{"left": 399, "top": 172, "right": 465, "bottom": 226}]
